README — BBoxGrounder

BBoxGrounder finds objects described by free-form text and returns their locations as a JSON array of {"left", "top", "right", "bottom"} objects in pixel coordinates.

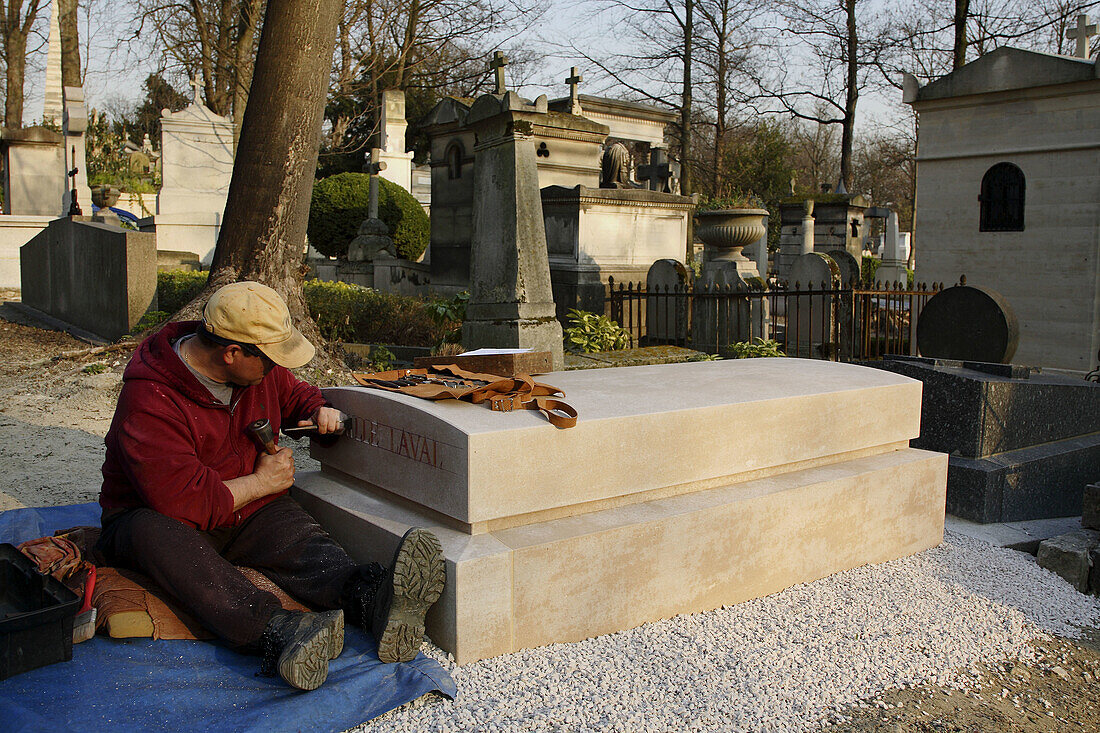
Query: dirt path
[
  {"left": 821, "top": 633, "right": 1100, "bottom": 732},
  {"left": 0, "top": 302, "right": 127, "bottom": 510},
  {"left": 2, "top": 294, "right": 1098, "bottom": 731}
]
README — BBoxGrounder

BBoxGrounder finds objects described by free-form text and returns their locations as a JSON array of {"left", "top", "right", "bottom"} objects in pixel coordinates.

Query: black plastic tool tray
[{"left": 0, "top": 542, "right": 81, "bottom": 680}]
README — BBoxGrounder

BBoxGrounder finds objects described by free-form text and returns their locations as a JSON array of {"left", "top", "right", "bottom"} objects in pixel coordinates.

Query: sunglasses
[{"left": 197, "top": 322, "right": 271, "bottom": 361}]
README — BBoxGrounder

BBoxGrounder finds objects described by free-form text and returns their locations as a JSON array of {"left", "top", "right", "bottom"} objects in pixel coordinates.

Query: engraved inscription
[{"left": 347, "top": 415, "right": 442, "bottom": 470}]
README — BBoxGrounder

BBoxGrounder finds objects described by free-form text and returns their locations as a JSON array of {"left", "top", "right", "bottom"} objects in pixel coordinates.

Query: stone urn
[
  {"left": 90, "top": 185, "right": 121, "bottom": 209},
  {"left": 694, "top": 208, "right": 768, "bottom": 262}
]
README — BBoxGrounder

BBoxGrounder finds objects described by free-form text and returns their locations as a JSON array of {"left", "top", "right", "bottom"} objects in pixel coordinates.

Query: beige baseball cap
[{"left": 202, "top": 281, "right": 315, "bottom": 369}]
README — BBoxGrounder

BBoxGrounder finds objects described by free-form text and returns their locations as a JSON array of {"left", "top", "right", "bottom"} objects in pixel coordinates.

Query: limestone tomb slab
[
  {"left": 311, "top": 359, "right": 923, "bottom": 528},
  {"left": 294, "top": 445, "right": 947, "bottom": 663}
]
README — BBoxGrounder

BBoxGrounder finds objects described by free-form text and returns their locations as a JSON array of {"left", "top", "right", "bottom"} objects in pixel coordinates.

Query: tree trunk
[
  {"left": 712, "top": 3, "right": 728, "bottom": 195},
  {"left": 681, "top": 0, "right": 694, "bottom": 263},
  {"left": 393, "top": 0, "right": 420, "bottom": 88},
  {"left": 232, "top": 0, "right": 264, "bottom": 138},
  {"left": 181, "top": 0, "right": 344, "bottom": 377},
  {"left": 953, "top": 0, "right": 969, "bottom": 70},
  {"left": 4, "top": 33, "right": 26, "bottom": 128},
  {"left": 58, "top": 0, "right": 81, "bottom": 87},
  {"left": 839, "top": 0, "right": 858, "bottom": 191}
]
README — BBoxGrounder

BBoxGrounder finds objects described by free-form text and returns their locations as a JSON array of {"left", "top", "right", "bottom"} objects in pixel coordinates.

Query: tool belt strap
[{"left": 351, "top": 364, "right": 577, "bottom": 429}]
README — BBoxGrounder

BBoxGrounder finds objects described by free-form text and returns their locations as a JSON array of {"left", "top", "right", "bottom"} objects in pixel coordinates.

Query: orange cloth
[{"left": 92, "top": 566, "right": 311, "bottom": 641}]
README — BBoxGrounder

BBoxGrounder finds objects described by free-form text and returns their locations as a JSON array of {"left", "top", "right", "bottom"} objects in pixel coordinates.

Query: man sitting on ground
[{"left": 95, "top": 281, "right": 445, "bottom": 690}]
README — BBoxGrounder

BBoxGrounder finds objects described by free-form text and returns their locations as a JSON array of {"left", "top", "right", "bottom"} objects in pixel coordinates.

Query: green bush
[
  {"left": 308, "top": 173, "right": 429, "bottom": 261},
  {"left": 158, "top": 270, "right": 207, "bottom": 314},
  {"left": 301, "top": 279, "right": 455, "bottom": 346},
  {"left": 563, "top": 309, "right": 629, "bottom": 353},
  {"left": 722, "top": 338, "right": 786, "bottom": 359},
  {"left": 425, "top": 291, "right": 468, "bottom": 344},
  {"left": 861, "top": 256, "right": 881, "bottom": 287},
  {"left": 149, "top": 273, "right": 454, "bottom": 346},
  {"left": 135, "top": 310, "right": 170, "bottom": 332}
]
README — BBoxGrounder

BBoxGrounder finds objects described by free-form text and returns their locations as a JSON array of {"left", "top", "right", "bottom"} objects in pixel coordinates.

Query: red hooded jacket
[{"left": 99, "top": 320, "right": 327, "bottom": 530}]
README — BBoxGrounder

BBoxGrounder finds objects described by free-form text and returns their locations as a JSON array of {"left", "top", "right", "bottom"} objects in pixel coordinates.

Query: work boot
[
  {"left": 259, "top": 609, "right": 344, "bottom": 691},
  {"left": 344, "top": 528, "right": 445, "bottom": 663}
]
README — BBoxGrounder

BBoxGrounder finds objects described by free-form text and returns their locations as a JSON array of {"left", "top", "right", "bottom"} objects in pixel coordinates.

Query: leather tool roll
[{"left": 351, "top": 364, "right": 578, "bottom": 428}]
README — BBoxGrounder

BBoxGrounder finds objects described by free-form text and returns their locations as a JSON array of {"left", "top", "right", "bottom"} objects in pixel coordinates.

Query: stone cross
[
  {"left": 190, "top": 75, "right": 203, "bottom": 105},
  {"left": 67, "top": 146, "right": 81, "bottom": 216},
  {"left": 637, "top": 147, "right": 672, "bottom": 192},
  {"left": 365, "top": 147, "right": 387, "bottom": 219},
  {"left": 1067, "top": 14, "right": 1097, "bottom": 58},
  {"left": 566, "top": 67, "right": 583, "bottom": 114},
  {"left": 490, "top": 51, "right": 508, "bottom": 94}
]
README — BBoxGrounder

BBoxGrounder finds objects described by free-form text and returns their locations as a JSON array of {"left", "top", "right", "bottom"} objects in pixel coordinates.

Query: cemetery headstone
[
  {"left": 154, "top": 88, "right": 236, "bottom": 262},
  {"left": 646, "top": 259, "right": 690, "bottom": 343},
  {"left": 19, "top": 217, "right": 156, "bottom": 341},
  {"left": 788, "top": 252, "right": 840, "bottom": 358},
  {"left": 348, "top": 148, "right": 394, "bottom": 261},
  {"left": 461, "top": 90, "right": 564, "bottom": 370},
  {"left": 826, "top": 249, "right": 861, "bottom": 359},
  {"left": 825, "top": 249, "right": 860, "bottom": 287},
  {"left": 916, "top": 283, "right": 1019, "bottom": 363},
  {"left": 865, "top": 355, "right": 1100, "bottom": 523},
  {"left": 377, "top": 89, "right": 414, "bottom": 192},
  {"left": 0, "top": 127, "right": 65, "bottom": 216},
  {"left": 637, "top": 148, "right": 675, "bottom": 193},
  {"left": 43, "top": 5, "right": 62, "bottom": 126},
  {"left": 61, "top": 86, "right": 91, "bottom": 217},
  {"left": 876, "top": 210, "right": 909, "bottom": 286}
]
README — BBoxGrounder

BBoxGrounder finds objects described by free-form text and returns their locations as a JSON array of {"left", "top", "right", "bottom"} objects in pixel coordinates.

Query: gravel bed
[{"left": 352, "top": 530, "right": 1100, "bottom": 733}]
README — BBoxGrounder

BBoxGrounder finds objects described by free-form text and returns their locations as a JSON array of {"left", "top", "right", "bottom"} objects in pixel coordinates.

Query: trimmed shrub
[
  {"left": 563, "top": 309, "right": 629, "bottom": 353},
  {"left": 861, "top": 256, "right": 881, "bottom": 287},
  {"left": 308, "top": 173, "right": 429, "bottom": 261},
  {"left": 722, "top": 337, "right": 786, "bottom": 359},
  {"left": 301, "top": 279, "right": 456, "bottom": 346},
  {"left": 158, "top": 270, "right": 207, "bottom": 314},
  {"left": 149, "top": 273, "right": 454, "bottom": 347}
]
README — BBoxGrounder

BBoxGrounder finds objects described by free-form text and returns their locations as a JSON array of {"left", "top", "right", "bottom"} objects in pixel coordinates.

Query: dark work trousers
[{"left": 95, "top": 495, "right": 359, "bottom": 648}]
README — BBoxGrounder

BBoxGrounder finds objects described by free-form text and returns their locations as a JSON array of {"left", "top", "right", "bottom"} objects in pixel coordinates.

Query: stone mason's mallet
[{"left": 248, "top": 418, "right": 279, "bottom": 455}]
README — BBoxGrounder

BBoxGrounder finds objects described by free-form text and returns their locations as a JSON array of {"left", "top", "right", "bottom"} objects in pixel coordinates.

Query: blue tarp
[{"left": 0, "top": 503, "right": 456, "bottom": 733}]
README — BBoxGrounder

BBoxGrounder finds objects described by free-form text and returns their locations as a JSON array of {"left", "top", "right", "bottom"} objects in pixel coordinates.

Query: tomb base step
[
  {"left": 293, "top": 446, "right": 946, "bottom": 664},
  {"left": 945, "top": 432, "right": 1100, "bottom": 523}
]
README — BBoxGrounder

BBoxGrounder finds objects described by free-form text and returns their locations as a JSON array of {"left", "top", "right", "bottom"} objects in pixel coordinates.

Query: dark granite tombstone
[
  {"left": 825, "top": 249, "right": 860, "bottom": 287},
  {"left": 863, "top": 355, "right": 1100, "bottom": 523},
  {"left": 916, "top": 283, "right": 1019, "bottom": 363},
  {"left": 645, "top": 259, "right": 690, "bottom": 344}
]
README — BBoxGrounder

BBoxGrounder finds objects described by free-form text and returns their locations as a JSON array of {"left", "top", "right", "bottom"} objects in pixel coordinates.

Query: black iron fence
[{"left": 607, "top": 276, "right": 945, "bottom": 362}]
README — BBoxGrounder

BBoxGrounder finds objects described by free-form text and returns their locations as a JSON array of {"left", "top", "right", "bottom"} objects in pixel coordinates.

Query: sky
[{"left": 19, "top": 0, "right": 913, "bottom": 132}]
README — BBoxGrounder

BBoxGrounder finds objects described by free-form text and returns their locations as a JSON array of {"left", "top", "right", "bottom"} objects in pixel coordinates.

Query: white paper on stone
[{"left": 459, "top": 348, "right": 533, "bottom": 356}]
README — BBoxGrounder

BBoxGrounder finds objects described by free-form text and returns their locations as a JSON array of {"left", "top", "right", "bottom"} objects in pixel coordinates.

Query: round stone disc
[{"left": 916, "top": 284, "right": 1019, "bottom": 363}]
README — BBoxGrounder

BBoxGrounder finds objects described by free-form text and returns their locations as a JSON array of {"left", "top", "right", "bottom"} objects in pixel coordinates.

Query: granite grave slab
[{"left": 863, "top": 355, "right": 1100, "bottom": 523}]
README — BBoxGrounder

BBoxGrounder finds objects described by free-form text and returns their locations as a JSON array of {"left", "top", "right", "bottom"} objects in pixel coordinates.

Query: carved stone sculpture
[{"left": 599, "top": 142, "right": 631, "bottom": 189}]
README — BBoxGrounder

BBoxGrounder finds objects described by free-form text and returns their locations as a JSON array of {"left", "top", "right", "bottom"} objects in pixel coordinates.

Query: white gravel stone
[{"left": 350, "top": 530, "right": 1100, "bottom": 733}]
